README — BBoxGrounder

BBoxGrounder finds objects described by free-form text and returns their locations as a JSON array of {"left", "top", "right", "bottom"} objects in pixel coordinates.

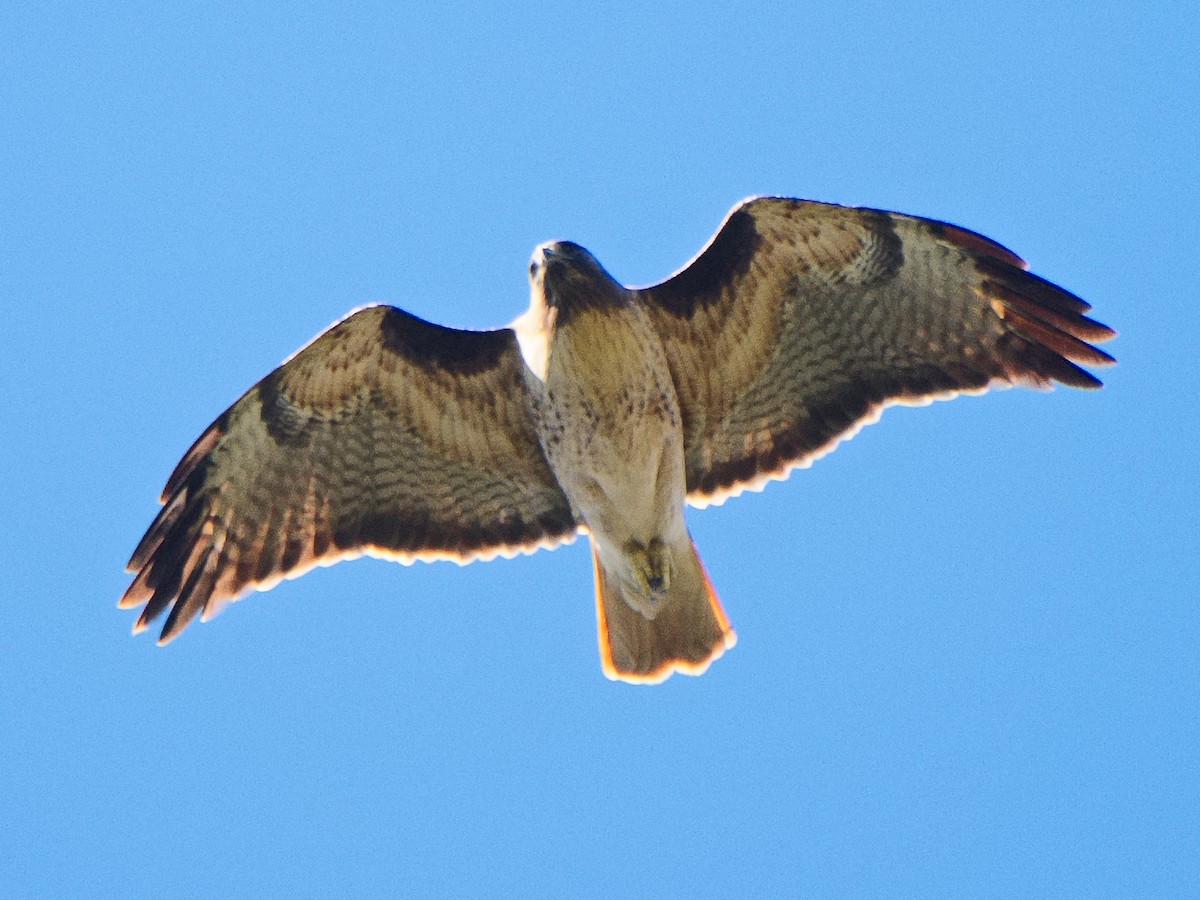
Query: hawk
[{"left": 121, "top": 197, "right": 1115, "bottom": 683}]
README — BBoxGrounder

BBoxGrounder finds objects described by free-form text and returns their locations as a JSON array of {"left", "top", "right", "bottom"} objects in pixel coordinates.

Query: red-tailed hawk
[{"left": 122, "top": 197, "right": 1115, "bottom": 683}]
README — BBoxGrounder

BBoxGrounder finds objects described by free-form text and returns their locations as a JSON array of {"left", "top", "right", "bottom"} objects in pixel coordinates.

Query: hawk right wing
[{"left": 122, "top": 305, "right": 578, "bottom": 644}]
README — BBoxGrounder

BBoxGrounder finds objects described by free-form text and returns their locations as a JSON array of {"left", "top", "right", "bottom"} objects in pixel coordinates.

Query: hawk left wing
[
  {"left": 122, "top": 305, "right": 578, "bottom": 644},
  {"left": 636, "top": 197, "right": 1116, "bottom": 505}
]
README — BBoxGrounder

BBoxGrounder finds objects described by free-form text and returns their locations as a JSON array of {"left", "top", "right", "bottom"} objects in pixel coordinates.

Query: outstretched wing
[
  {"left": 637, "top": 197, "right": 1116, "bottom": 505},
  {"left": 122, "top": 304, "right": 577, "bottom": 643}
]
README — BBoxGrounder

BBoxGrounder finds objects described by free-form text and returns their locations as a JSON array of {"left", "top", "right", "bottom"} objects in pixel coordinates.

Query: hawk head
[{"left": 529, "top": 241, "right": 628, "bottom": 325}]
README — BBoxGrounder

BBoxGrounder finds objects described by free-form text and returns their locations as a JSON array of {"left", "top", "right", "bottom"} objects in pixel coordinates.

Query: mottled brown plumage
[
  {"left": 122, "top": 197, "right": 1115, "bottom": 681},
  {"left": 635, "top": 200, "right": 1113, "bottom": 504},
  {"left": 122, "top": 305, "right": 577, "bottom": 644}
]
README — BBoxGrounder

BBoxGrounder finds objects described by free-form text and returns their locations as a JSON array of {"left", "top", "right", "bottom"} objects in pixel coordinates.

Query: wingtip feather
[
  {"left": 162, "top": 419, "right": 225, "bottom": 501},
  {"left": 995, "top": 303, "right": 1117, "bottom": 368},
  {"left": 931, "top": 220, "right": 1028, "bottom": 270}
]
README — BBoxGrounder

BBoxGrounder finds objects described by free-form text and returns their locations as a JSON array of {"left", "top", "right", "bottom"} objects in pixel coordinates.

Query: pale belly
[{"left": 536, "top": 308, "right": 688, "bottom": 553}]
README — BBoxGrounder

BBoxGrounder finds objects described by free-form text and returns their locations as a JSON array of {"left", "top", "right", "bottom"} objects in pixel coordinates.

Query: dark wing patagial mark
[
  {"left": 635, "top": 197, "right": 1116, "bottom": 505},
  {"left": 648, "top": 208, "right": 763, "bottom": 318},
  {"left": 122, "top": 304, "right": 578, "bottom": 644},
  {"left": 378, "top": 305, "right": 512, "bottom": 375}
]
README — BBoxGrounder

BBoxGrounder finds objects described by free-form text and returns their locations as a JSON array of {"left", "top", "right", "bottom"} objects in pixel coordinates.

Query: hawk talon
[{"left": 625, "top": 538, "right": 672, "bottom": 602}]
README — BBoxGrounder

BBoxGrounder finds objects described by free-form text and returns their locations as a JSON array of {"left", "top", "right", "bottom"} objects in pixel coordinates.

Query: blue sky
[{"left": 3, "top": 2, "right": 1197, "bottom": 896}]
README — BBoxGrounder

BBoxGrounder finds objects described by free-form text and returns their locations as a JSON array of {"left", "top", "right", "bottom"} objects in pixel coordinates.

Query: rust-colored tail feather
[{"left": 592, "top": 538, "right": 736, "bottom": 684}]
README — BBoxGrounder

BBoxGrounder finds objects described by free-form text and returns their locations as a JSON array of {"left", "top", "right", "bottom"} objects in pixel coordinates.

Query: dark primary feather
[
  {"left": 122, "top": 305, "right": 577, "bottom": 644},
  {"left": 636, "top": 197, "right": 1115, "bottom": 504}
]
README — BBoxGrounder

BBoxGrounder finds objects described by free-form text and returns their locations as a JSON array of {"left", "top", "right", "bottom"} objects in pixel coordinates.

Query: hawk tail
[{"left": 592, "top": 537, "right": 736, "bottom": 684}]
